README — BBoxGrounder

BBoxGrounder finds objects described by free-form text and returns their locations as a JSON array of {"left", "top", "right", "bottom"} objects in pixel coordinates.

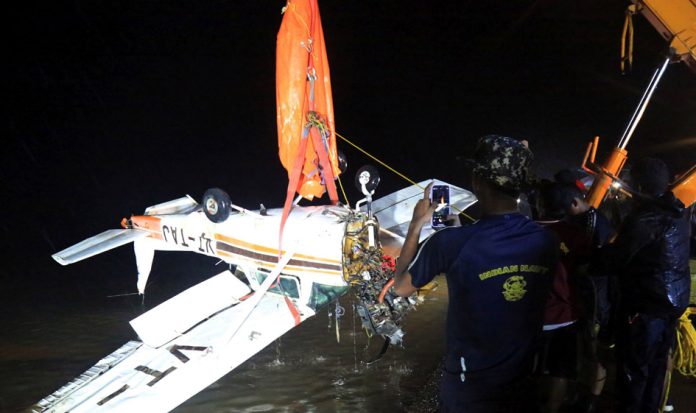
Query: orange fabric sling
[{"left": 276, "top": 0, "right": 339, "bottom": 250}]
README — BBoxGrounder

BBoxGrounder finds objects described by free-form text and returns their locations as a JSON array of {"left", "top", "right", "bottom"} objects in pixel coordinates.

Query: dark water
[{"left": 1, "top": 273, "right": 448, "bottom": 413}]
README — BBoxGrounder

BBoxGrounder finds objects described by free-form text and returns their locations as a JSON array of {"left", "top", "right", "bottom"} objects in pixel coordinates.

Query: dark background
[
  {"left": 2, "top": 1, "right": 696, "bottom": 410},
  {"left": 3, "top": 0, "right": 695, "bottom": 351}
]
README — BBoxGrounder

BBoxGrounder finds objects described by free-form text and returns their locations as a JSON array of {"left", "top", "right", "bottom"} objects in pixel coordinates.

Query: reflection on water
[{"left": 0, "top": 276, "right": 448, "bottom": 412}]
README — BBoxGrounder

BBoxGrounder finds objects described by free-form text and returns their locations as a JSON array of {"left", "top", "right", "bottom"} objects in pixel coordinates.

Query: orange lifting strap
[{"left": 276, "top": 0, "right": 340, "bottom": 248}]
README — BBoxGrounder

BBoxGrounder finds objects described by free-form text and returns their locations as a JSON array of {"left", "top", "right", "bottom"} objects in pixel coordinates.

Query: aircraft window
[
  {"left": 308, "top": 283, "right": 350, "bottom": 311},
  {"left": 233, "top": 266, "right": 252, "bottom": 286},
  {"left": 254, "top": 270, "right": 300, "bottom": 299}
]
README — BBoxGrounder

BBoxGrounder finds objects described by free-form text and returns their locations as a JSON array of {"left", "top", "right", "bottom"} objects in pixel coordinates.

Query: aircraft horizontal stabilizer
[{"left": 52, "top": 229, "right": 149, "bottom": 266}]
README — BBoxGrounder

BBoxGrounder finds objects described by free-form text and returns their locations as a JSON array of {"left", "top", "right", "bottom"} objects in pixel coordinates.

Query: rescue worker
[
  {"left": 551, "top": 180, "right": 615, "bottom": 412},
  {"left": 393, "top": 135, "right": 559, "bottom": 412},
  {"left": 534, "top": 182, "right": 591, "bottom": 413},
  {"left": 609, "top": 157, "right": 691, "bottom": 413}
]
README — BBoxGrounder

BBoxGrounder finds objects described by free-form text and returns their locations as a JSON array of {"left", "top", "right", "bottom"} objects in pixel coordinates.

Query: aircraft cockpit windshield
[{"left": 253, "top": 269, "right": 301, "bottom": 300}]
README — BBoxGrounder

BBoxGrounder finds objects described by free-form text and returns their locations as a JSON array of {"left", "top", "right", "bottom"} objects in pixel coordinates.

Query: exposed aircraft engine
[{"left": 341, "top": 211, "right": 420, "bottom": 345}]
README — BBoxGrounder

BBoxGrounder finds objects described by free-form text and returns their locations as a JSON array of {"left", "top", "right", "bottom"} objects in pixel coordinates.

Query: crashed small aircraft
[
  {"left": 32, "top": 1, "right": 477, "bottom": 411},
  {"left": 37, "top": 179, "right": 474, "bottom": 413}
]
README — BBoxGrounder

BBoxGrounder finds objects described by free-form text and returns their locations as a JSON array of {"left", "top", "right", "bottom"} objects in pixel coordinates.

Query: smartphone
[{"left": 430, "top": 185, "right": 450, "bottom": 228}]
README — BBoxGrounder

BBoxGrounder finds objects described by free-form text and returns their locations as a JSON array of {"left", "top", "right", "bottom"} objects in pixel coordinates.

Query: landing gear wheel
[
  {"left": 202, "top": 188, "right": 231, "bottom": 223},
  {"left": 355, "top": 165, "right": 380, "bottom": 193}
]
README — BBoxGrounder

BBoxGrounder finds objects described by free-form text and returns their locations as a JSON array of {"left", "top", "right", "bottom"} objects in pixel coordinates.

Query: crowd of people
[{"left": 392, "top": 135, "right": 693, "bottom": 413}]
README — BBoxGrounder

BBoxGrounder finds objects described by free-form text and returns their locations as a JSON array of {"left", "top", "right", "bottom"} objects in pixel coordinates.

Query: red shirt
[{"left": 538, "top": 219, "right": 591, "bottom": 326}]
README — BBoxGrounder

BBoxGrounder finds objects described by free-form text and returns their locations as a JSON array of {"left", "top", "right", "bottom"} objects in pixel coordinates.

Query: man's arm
[{"left": 394, "top": 182, "right": 437, "bottom": 297}]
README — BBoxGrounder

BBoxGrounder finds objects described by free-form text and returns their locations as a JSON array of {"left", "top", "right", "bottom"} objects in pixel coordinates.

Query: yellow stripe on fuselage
[
  {"left": 214, "top": 233, "right": 340, "bottom": 265},
  {"left": 216, "top": 251, "right": 342, "bottom": 277}
]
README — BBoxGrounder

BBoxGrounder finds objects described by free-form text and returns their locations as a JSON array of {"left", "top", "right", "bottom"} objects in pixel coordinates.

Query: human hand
[{"left": 411, "top": 182, "right": 438, "bottom": 227}]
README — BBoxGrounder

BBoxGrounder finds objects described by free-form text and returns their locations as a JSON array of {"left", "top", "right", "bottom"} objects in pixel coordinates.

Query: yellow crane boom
[
  {"left": 583, "top": 1, "right": 696, "bottom": 209},
  {"left": 634, "top": 0, "right": 696, "bottom": 72}
]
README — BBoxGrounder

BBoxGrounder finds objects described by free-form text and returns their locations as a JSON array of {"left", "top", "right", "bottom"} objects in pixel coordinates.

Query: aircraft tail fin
[{"left": 52, "top": 229, "right": 149, "bottom": 265}]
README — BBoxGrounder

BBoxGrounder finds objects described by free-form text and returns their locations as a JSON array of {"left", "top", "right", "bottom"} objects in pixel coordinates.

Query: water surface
[{"left": 1, "top": 271, "right": 448, "bottom": 413}]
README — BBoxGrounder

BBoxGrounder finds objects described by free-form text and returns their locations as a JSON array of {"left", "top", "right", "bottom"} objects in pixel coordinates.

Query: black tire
[
  {"left": 202, "top": 188, "right": 231, "bottom": 223},
  {"left": 355, "top": 165, "right": 380, "bottom": 193}
]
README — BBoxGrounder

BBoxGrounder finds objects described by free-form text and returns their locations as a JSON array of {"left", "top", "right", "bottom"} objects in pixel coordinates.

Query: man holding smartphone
[
  {"left": 393, "top": 135, "right": 558, "bottom": 412},
  {"left": 430, "top": 184, "right": 451, "bottom": 228}
]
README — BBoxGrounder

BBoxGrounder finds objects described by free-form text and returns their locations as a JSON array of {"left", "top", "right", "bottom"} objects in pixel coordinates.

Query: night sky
[{"left": 4, "top": 1, "right": 696, "bottom": 319}]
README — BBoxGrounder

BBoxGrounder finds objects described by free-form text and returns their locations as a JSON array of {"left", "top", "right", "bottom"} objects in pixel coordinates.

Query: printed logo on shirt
[
  {"left": 479, "top": 265, "right": 519, "bottom": 280},
  {"left": 502, "top": 275, "right": 527, "bottom": 301},
  {"left": 478, "top": 264, "right": 549, "bottom": 281}
]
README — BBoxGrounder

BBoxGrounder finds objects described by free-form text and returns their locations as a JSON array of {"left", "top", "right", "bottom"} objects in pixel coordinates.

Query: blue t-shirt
[{"left": 409, "top": 213, "right": 558, "bottom": 382}]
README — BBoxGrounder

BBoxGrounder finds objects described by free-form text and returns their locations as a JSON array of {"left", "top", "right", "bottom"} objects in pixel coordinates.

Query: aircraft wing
[
  {"left": 366, "top": 179, "right": 477, "bottom": 245},
  {"left": 32, "top": 270, "right": 313, "bottom": 413}
]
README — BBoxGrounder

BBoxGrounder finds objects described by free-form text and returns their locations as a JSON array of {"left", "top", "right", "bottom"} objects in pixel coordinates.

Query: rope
[
  {"left": 661, "top": 364, "right": 672, "bottom": 413},
  {"left": 336, "top": 131, "right": 419, "bottom": 187},
  {"left": 335, "top": 131, "right": 475, "bottom": 222},
  {"left": 675, "top": 307, "right": 696, "bottom": 378},
  {"left": 306, "top": 111, "right": 330, "bottom": 145},
  {"left": 621, "top": 5, "right": 638, "bottom": 74},
  {"left": 337, "top": 174, "right": 350, "bottom": 205}
]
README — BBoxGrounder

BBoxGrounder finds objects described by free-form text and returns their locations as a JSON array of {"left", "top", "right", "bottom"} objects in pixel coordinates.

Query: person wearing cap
[
  {"left": 545, "top": 178, "right": 616, "bottom": 413},
  {"left": 393, "top": 135, "right": 559, "bottom": 412},
  {"left": 533, "top": 181, "right": 591, "bottom": 413},
  {"left": 608, "top": 157, "right": 690, "bottom": 413}
]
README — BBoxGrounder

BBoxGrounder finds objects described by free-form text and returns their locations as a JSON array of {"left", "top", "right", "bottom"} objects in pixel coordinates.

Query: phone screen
[{"left": 431, "top": 185, "right": 450, "bottom": 228}]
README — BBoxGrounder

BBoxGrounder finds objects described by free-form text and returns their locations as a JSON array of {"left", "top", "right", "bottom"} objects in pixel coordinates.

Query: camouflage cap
[{"left": 472, "top": 135, "right": 533, "bottom": 191}]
